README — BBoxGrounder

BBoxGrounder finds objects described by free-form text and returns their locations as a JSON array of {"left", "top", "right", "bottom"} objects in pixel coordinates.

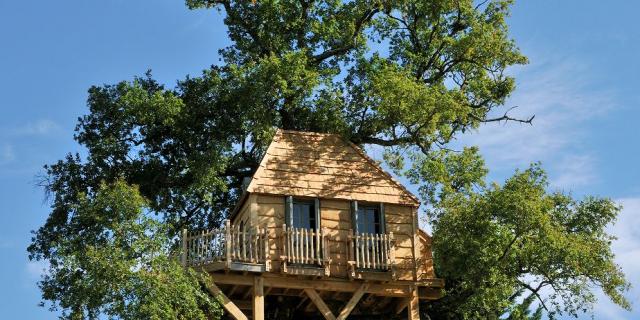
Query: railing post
[
  {"left": 280, "top": 224, "right": 288, "bottom": 273},
  {"left": 181, "top": 228, "right": 188, "bottom": 266},
  {"left": 347, "top": 229, "right": 355, "bottom": 279},
  {"left": 389, "top": 232, "right": 397, "bottom": 280},
  {"left": 225, "top": 220, "right": 231, "bottom": 268},
  {"left": 264, "top": 227, "right": 271, "bottom": 271},
  {"left": 323, "top": 227, "right": 330, "bottom": 276}
]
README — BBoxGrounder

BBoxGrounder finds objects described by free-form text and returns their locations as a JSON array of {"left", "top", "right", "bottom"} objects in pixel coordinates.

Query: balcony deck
[{"left": 181, "top": 220, "right": 443, "bottom": 320}]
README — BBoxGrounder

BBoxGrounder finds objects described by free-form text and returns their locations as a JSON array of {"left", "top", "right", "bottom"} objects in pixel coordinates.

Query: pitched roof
[{"left": 245, "top": 129, "right": 420, "bottom": 206}]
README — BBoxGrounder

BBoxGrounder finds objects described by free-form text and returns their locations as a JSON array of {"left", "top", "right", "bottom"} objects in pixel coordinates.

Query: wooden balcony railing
[
  {"left": 181, "top": 221, "right": 397, "bottom": 278},
  {"left": 281, "top": 225, "right": 329, "bottom": 266},
  {"left": 348, "top": 231, "right": 396, "bottom": 279},
  {"left": 181, "top": 220, "right": 269, "bottom": 271}
]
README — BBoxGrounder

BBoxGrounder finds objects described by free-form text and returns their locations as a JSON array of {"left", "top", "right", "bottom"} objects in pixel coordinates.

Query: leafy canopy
[
  {"left": 27, "top": 0, "right": 629, "bottom": 319},
  {"left": 36, "top": 180, "right": 222, "bottom": 320}
]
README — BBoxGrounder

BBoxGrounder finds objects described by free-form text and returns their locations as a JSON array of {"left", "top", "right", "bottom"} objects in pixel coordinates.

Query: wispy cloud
[
  {"left": 593, "top": 197, "right": 640, "bottom": 318},
  {"left": 458, "top": 54, "right": 617, "bottom": 190},
  {"left": 15, "top": 119, "right": 60, "bottom": 136},
  {"left": 0, "top": 144, "right": 16, "bottom": 165}
]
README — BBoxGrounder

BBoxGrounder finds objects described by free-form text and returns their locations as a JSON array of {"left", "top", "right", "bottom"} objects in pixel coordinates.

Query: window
[
  {"left": 352, "top": 201, "right": 385, "bottom": 235},
  {"left": 292, "top": 200, "right": 316, "bottom": 229},
  {"left": 357, "top": 205, "right": 381, "bottom": 234},
  {"left": 285, "top": 196, "right": 320, "bottom": 230}
]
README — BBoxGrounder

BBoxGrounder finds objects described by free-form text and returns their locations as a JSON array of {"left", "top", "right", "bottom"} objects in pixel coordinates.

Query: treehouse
[{"left": 181, "top": 130, "right": 443, "bottom": 320}]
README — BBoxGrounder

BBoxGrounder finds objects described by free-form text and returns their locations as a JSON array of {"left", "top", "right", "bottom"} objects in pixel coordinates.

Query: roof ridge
[{"left": 279, "top": 129, "right": 341, "bottom": 137}]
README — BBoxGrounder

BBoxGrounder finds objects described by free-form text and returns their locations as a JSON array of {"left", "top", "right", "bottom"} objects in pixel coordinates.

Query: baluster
[
  {"left": 288, "top": 226, "right": 292, "bottom": 263},
  {"left": 297, "top": 228, "right": 301, "bottom": 264},
  {"left": 355, "top": 233, "right": 360, "bottom": 268},
  {"left": 304, "top": 228, "right": 310, "bottom": 263},
  {"left": 294, "top": 228, "right": 298, "bottom": 264},
  {"left": 298, "top": 228, "right": 302, "bottom": 264},
  {"left": 235, "top": 225, "right": 240, "bottom": 261},
  {"left": 312, "top": 229, "right": 315, "bottom": 264},
  {"left": 366, "top": 233, "right": 370, "bottom": 269},
  {"left": 373, "top": 233, "right": 378, "bottom": 269},
  {"left": 315, "top": 228, "right": 320, "bottom": 265},
  {"left": 382, "top": 234, "right": 387, "bottom": 269}
]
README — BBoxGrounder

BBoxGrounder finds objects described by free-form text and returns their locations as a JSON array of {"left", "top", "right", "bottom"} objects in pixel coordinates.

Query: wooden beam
[
  {"left": 408, "top": 286, "right": 419, "bottom": 320},
  {"left": 228, "top": 285, "right": 240, "bottom": 297},
  {"left": 295, "top": 296, "right": 309, "bottom": 310},
  {"left": 205, "top": 281, "right": 248, "bottom": 320},
  {"left": 211, "top": 274, "right": 411, "bottom": 297},
  {"left": 394, "top": 298, "right": 409, "bottom": 315},
  {"left": 253, "top": 276, "right": 265, "bottom": 320},
  {"left": 336, "top": 284, "right": 368, "bottom": 320},
  {"left": 372, "top": 296, "right": 393, "bottom": 314},
  {"left": 304, "top": 289, "right": 336, "bottom": 320},
  {"left": 232, "top": 300, "right": 252, "bottom": 310},
  {"left": 242, "top": 286, "right": 252, "bottom": 300}
]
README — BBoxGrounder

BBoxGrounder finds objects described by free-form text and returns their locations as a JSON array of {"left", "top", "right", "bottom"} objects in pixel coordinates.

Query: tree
[
  {"left": 28, "top": 0, "right": 628, "bottom": 319},
  {"left": 404, "top": 151, "right": 630, "bottom": 319}
]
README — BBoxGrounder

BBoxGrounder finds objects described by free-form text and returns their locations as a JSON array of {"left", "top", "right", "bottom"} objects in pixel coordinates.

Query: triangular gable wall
[{"left": 246, "top": 129, "right": 419, "bottom": 206}]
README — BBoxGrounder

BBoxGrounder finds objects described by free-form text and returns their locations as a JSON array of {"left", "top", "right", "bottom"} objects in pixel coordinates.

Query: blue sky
[{"left": 0, "top": 1, "right": 638, "bottom": 318}]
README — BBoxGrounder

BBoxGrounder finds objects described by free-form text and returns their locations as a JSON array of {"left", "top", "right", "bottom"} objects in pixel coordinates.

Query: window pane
[
  {"left": 292, "top": 201, "right": 315, "bottom": 229},
  {"left": 357, "top": 206, "right": 380, "bottom": 234}
]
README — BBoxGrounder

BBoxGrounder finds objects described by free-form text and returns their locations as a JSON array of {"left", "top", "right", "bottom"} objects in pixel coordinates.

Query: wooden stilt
[
  {"left": 253, "top": 276, "right": 265, "bottom": 320},
  {"left": 336, "top": 283, "right": 368, "bottom": 320},
  {"left": 304, "top": 288, "right": 336, "bottom": 320},
  {"left": 206, "top": 281, "right": 248, "bottom": 320},
  {"left": 408, "top": 285, "right": 420, "bottom": 320},
  {"left": 394, "top": 298, "right": 409, "bottom": 315}
]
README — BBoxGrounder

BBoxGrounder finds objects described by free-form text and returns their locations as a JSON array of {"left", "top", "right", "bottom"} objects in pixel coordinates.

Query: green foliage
[
  {"left": 27, "top": 0, "right": 629, "bottom": 319},
  {"left": 34, "top": 180, "right": 222, "bottom": 319},
  {"left": 418, "top": 164, "right": 630, "bottom": 319}
]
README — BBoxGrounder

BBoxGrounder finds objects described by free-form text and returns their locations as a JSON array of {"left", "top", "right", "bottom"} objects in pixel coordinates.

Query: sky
[{"left": 0, "top": 0, "right": 638, "bottom": 319}]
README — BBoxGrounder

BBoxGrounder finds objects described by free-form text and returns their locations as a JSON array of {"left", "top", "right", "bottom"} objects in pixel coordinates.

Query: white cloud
[
  {"left": 17, "top": 119, "right": 60, "bottom": 135},
  {"left": 457, "top": 54, "right": 616, "bottom": 190},
  {"left": 0, "top": 144, "right": 16, "bottom": 165},
  {"left": 592, "top": 197, "right": 640, "bottom": 318},
  {"left": 550, "top": 154, "right": 597, "bottom": 189}
]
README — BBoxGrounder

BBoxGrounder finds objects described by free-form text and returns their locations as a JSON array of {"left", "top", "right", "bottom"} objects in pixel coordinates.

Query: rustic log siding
[
  {"left": 224, "top": 130, "right": 437, "bottom": 282},
  {"left": 246, "top": 194, "right": 431, "bottom": 281},
  {"left": 246, "top": 130, "right": 420, "bottom": 206}
]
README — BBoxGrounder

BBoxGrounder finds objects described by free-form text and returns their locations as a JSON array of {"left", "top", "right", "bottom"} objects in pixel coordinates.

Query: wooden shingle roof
[{"left": 245, "top": 129, "right": 420, "bottom": 206}]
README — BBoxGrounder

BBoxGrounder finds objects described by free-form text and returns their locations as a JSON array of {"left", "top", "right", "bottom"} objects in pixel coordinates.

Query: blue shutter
[
  {"left": 314, "top": 198, "right": 320, "bottom": 231},
  {"left": 379, "top": 203, "right": 386, "bottom": 234},
  {"left": 285, "top": 196, "right": 293, "bottom": 226},
  {"left": 351, "top": 200, "right": 359, "bottom": 234}
]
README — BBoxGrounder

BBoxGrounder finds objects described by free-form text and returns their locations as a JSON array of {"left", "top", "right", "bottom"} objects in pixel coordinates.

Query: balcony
[
  {"left": 181, "top": 220, "right": 270, "bottom": 272},
  {"left": 181, "top": 220, "right": 397, "bottom": 279}
]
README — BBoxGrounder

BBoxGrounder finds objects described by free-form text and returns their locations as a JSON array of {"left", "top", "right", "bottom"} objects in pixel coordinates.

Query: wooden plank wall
[
  {"left": 247, "top": 131, "right": 418, "bottom": 206},
  {"left": 232, "top": 194, "right": 255, "bottom": 228},
  {"left": 253, "top": 194, "right": 420, "bottom": 281}
]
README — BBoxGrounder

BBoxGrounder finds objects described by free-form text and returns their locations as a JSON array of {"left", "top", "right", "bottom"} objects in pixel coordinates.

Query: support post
[
  {"left": 225, "top": 220, "right": 231, "bottom": 268},
  {"left": 263, "top": 227, "right": 271, "bottom": 271},
  {"left": 206, "top": 280, "right": 248, "bottom": 320},
  {"left": 408, "top": 285, "right": 420, "bottom": 320},
  {"left": 181, "top": 229, "right": 188, "bottom": 266},
  {"left": 253, "top": 276, "right": 264, "bottom": 320},
  {"left": 304, "top": 288, "right": 336, "bottom": 320},
  {"left": 336, "top": 283, "right": 368, "bottom": 320}
]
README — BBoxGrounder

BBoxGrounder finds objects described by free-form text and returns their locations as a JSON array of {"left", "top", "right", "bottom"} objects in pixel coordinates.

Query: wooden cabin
[{"left": 181, "top": 130, "right": 443, "bottom": 320}]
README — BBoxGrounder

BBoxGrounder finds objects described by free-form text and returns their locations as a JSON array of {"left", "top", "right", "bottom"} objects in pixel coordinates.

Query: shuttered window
[
  {"left": 285, "top": 196, "right": 320, "bottom": 230},
  {"left": 352, "top": 201, "right": 386, "bottom": 234}
]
